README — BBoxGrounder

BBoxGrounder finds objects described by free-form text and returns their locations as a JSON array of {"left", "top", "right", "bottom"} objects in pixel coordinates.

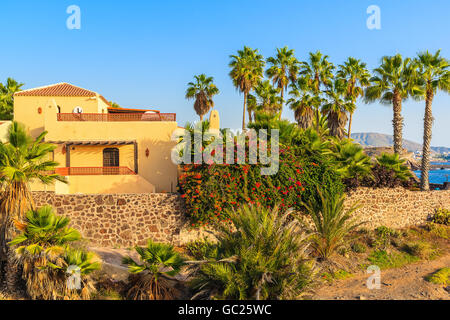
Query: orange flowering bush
[{"left": 179, "top": 148, "right": 343, "bottom": 226}]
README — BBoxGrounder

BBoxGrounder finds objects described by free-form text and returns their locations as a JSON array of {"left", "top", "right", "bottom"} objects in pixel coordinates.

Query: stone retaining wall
[
  {"left": 32, "top": 188, "right": 450, "bottom": 248},
  {"left": 344, "top": 187, "right": 450, "bottom": 229},
  {"left": 32, "top": 192, "right": 195, "bottom": 247}
]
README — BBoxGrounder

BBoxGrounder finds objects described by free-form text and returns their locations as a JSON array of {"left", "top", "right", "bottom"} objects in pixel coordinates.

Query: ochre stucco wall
[
  {"left": 16, "top": 97, "right": 178, "bottom": 193},
  {"left": 14, "top": 95, "right": 108, "bottom": 138}
]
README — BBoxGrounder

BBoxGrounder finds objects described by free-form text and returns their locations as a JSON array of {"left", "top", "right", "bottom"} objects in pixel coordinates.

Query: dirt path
[{"left": 313, "top": 254, "right": 450, "bottom": 300}]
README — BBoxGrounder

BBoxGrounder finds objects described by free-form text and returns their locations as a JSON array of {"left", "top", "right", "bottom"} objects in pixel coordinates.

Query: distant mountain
[{"left": 351, "top": 132, "right": 450, "bottom": 154}]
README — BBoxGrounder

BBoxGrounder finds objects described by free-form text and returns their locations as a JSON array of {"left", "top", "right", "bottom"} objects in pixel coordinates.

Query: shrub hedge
[{"left": 178, "top": 147, "right": 344, "bottom": 226}]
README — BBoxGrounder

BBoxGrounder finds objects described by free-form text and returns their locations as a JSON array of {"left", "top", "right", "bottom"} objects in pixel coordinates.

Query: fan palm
[
  {"left": 376, "top": 152, "right": 413, "bottom": 181},
  {"left": 337, "top": 57, "right": 371, "bottom": 138},
  {"left": 229, "top": 46, "right": 265, "bottom": 130},
  {"left": 299, "top": 51, "right": 335, "bottom": 131},
  {"left": 0, "top": 121, "right": 66, "bottom": 294},
  {"left": 266, "top": 46, "right": 299, "bottom": 119},
  {"left": 415, "top": 50, "right": 450, "bottom": 190},
  {"left": 0, "top": 78, "right": 24, "bottom": 120},
  {"left": 322, "top": 80, "right": 353, "bottom": 138},
  {"left": 365, "top": 54, "right": 422, "bottom": 154},
  {"left": 330, "top": 139, "right": 373, "bottom": 180},
  {"left": 247, "top": 80, "right": 282, "bottom": 117},
  {"left": 185, "top": 74, "right": 219, "bottom": 121},
  {"left": 122, "top": 240, "right": 186, "bottom": 300},
  {"left": 287, "top": 77, "right": 321, "bottom": 129},
  {"left": 8, "top": 206, "right": 98, "bottom": 299}
]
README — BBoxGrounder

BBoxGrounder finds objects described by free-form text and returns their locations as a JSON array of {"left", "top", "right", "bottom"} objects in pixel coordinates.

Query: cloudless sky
[{"left": 0, "top": 0, "right": 449, "bottom": 146}]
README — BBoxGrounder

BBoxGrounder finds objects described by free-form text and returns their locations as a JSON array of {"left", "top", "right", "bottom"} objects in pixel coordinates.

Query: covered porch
[{"left": 49, "top": 140, "right": 139, "bottom": 176}]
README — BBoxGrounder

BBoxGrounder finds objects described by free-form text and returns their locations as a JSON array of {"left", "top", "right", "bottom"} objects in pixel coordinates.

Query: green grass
[
  {"left": 320, "top": 269, "right": 353, "bottom": 283},
  {"left": 366, "top": 250, "right": 419, "bottom": 269},
  {"left": 425, "top": 267, "right": 450, "bottom": 285}
]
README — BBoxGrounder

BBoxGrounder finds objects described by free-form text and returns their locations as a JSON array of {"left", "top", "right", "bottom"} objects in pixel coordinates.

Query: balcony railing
[
  {"left": 53, "top": 167, "right": 136, "bottom": 176},
  {"left": 57, "top": 113, "right": 176, "bottom": 122}
]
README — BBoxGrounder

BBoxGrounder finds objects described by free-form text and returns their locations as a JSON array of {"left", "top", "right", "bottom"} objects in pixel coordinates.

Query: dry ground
[{"left": 312, "top": 253, "right": 450, "bottom": 300}]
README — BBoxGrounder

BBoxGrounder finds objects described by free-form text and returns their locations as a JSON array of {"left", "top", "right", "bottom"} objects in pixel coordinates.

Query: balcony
[
  {"left": 54, "top": 166, "right": 136, "bottom": 176},
  {"left": 57, "top": 113, "right": 176, "bottom": 122}
]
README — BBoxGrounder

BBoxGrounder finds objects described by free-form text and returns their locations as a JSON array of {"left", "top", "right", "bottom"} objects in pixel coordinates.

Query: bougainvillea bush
[{"left": 178, "top": 147, "right": 343, "bottom": 226}]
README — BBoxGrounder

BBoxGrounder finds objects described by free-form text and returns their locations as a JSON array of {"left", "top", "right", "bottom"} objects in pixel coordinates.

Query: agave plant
[
  {"left": 300, "top": 189, "right": 363, "bottom": 259},
  {"left": 376, "top": 153, "right": 413, "bottom": 181},
  {"left": 9, "top": 206, "right": 99, "bottom": 300},
  {"left": 190, "top": 205, "right": 315, "bottom": 300},
  {"left": 122, "top": 240, "right": 186, "bottom": 300}
]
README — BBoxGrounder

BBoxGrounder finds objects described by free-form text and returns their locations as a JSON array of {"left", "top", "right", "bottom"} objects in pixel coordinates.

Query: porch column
[
  {"left": 65, "top": 144, "right": 70, "bottom": 167},
  {"left": 134, "top": 141, "right": 138, "bottom": 174}
]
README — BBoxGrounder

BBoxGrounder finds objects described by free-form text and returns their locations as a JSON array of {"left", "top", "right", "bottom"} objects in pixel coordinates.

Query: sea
[{"left": 414, "top": 162, "right": 450, "bottom": 184}]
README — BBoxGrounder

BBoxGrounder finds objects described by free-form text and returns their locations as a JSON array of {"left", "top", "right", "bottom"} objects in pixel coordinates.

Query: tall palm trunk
[
  {"left": 392, "top": 92, "right": 404, "bottom": 154},
  {"left": 247, "top": 109, "right": 253, "bottom": 123},
  {"left": 420, "top": 88, "right": 434, "bottom": 191},
  {"left": 0, "top": 181, "right": 34, "bottom": 295},
  {"left": 279, "top": 88, "right": 284, "bottom": 120},
  {"left": 242, "top": 92, "right": 247, "bottom": 131},
  {"left": 347, "top": 112, "right": 353, "bottom": 139}
]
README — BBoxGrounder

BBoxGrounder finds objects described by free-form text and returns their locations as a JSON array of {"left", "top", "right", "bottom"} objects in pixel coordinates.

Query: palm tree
[
  {"left": 300, "top": 189, "right": 362, "bottom": 259},
  {"left": 0, "top": 122, "right": 66, "bottom": 294},
  {"left": 337, "top": 57, "right": 371, "bottom": 138},
  {"left": 247, "top": 80, "right": 282, "bottom": 117},
  {"left": 0, "top": 78, "right": 24, "bottom": 120},
  {"left": 299, "top": 51, "right": 335, "bottom": 131},
  {"left": 266, "top": 46, "right": 299, "bottom": 119},
  {"left": 185, "top": 74, "right": 219, "bottom": 121},
  {"left": 123, "top": 240, "right": 186, "bottom": 300},
  {"left": 9, "top": 205, "right": 101, "bottom": 300},
  {"left": 322, "top": 80, "right": 353, "bottom": 138},
  {"left": 365, "top": 54, "right": 422, "bottom": 154},
  {"left": 287, "top": 77, "right": 321, "bottom": 129},
  {"left": 190, "top": 205, "right": 314, "bottom": 300},
  {"left": 229, "top": 46, "right": 265, "bottom": 130},
  {"left": 415, "top": 50, "right": 450, "bottom": 190}
]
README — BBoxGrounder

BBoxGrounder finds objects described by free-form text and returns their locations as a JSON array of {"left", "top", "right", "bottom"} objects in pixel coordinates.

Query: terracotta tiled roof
[{"left": 14, "top": 82, "right": 111, "bottom": 106}]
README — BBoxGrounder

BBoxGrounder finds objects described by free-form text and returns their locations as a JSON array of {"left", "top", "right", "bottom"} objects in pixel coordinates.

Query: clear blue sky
[{"left": 0, "top": 0, "right": 449, "bottom": 146}]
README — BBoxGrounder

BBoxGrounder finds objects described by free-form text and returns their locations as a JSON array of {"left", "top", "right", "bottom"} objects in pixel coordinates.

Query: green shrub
[
  {"left": 300, "top": 189, "right": 362, "bottom": 259},
  {"left": 425, "top": 267, "right": 450, "bottom": 285},
  {"left": 372, "top": 226, "right": 399, "bottom": 249},
  {"left": 425, "top": 222, "right": 449, "bottom": 239},
  {"left": 190, "top": 205, "right": 315, "bottom": 300},
  {"left": 402, "top": 241, "right": 437, "bottom": 259},
  {"left": 431, "top": 208, "right": 450, "bottom": 226}
]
